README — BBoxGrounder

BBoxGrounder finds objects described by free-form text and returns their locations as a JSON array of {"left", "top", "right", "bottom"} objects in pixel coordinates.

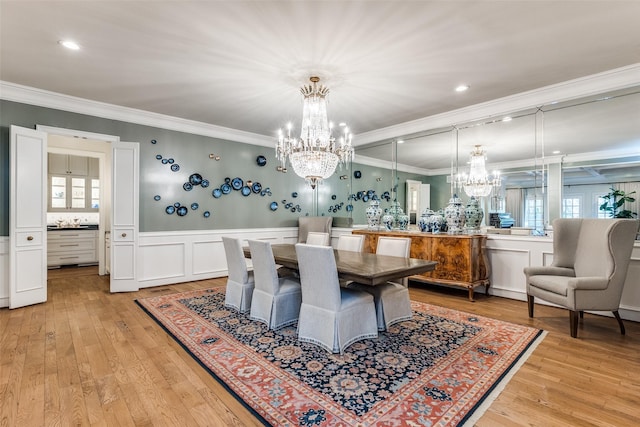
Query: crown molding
[
  {"left": 355, "top": 63, "right": 640, "bottom": 146},
  {"left": 354, "top": 154, "right": 431, "bottom": 175},
  {"left": 0, "top": 81, "right": 274, "bottom": 148}
]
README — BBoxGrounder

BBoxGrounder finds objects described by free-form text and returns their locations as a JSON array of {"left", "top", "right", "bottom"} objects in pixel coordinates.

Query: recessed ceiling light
[
  {"left": 455, "top": 85, "right": 470, "bottom": 92},
  {"left": 397, "top": 140, "right": 404, "bottom": 144},
  {"left": 59, "top": 40, "right": 80, "bottom": 50},
  {"left": 502, "top": 116, "right": 512, "bottom": 122},
  {"left": 552, "top": 150, "right": 561, "bottom": 154}
]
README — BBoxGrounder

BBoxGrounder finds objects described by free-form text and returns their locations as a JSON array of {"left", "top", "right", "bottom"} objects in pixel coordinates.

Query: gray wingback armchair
[{"left": 524, "top": 218, "right": 638, "bottom": 338}]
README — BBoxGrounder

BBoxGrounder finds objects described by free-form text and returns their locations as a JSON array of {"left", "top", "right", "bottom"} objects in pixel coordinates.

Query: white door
[
  {"left": 9, "top": 126, "right": 47, "bottom": 308},
  {"left": 110, "top": 141, "right": 139, "bottom": 292}
]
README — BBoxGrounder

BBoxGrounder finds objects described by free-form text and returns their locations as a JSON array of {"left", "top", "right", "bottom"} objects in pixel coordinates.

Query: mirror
[{"left": 354, "top": 85, "right": 640, "bottom": 230}]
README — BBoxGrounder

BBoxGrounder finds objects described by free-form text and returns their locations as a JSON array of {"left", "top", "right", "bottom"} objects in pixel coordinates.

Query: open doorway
[{"left": 37, "top": 126, "right": 116, "bottom": 277}]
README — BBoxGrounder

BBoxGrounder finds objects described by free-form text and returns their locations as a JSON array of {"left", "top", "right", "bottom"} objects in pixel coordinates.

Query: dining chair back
[
  {"left": 298, "top": 216, "right": 333, "bottom": 243},
  {"left": 295, "top": 243, "right": 378, "bottom": 353},
  {"left": 351, "top": 236, "right": 413, "bottom": 330},
  {"left": 336, "top": 234, "right": 365, "bottom": 252},
  {"left": 222, "top": 236, "right": 254, "bottom": 313},
  {"left": 248, "top": 239, "right": 302, "bottom": 330},
  {"left": 306, "top": 232, "right": 331, "bottom": 246}
]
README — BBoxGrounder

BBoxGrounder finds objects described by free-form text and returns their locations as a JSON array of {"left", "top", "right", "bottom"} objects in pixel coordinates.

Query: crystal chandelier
[
  {"left": 456, "top": 145, "right": 501, "bottom": 197},
  {"left": 275, "top": 76, "right": 354, "bottom": 189}
]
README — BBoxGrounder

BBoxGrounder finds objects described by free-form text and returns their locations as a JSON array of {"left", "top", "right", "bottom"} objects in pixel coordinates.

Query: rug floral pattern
[{"left": 137, "top": 288, "right": 543, "bottom": 426}]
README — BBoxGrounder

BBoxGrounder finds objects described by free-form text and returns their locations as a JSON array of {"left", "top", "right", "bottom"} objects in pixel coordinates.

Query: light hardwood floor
[{"left": 1, "top": 266, "right": 639, "bottom": 426}]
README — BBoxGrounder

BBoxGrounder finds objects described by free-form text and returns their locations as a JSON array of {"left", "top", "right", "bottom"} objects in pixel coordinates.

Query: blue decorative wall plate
[
  {"left": 221, "top": 183, "right": 231, "bottom": 194},
  {"left": 191, "top": 203, "right": 199, "bottom": 210},
  {"left": 154, "top": 195, "right": 161, "bottom": 201},
  {"left": 189, "top": 173, "right": 203, "bottom": 186},
  {"left": 183, "top": 182, "right": 193, "bottom": 191},
  {"left": 166, "top": 206, "right": 175, "bottom": 214},
  {"left": 256, "top": 155, "right": 267, "bottom": 166},
  {"left": 270, "top": 202, "right": 278, "bottom": 211},
  {"left": 201, "top": 179, "right": 210, "bottom": 188},
  {"left": 203, "top": 211, "right": 211, "bottom": 218},
  {"left": 176, "top": 206, "right": 188, "bottom": 216},
  {"left": 212, "top": 188, "right": 222, "bottom": 198},
  {"left": 241, "top": 186, "right": 251, "bottom": 196},
  {"left": 354, "top": 170, "right": 362, "bottom": 178},
  {"left": 252, "top": 182, "right": 262, "bottom": 193},
  {"left": 171, "top": 164, "right": 180, "bottom": 172},
  {"left": 231, "top": 177, "right": 243, "bottom": 190}
]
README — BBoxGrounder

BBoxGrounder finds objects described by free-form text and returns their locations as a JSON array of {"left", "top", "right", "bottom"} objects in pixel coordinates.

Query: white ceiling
[{"left": 2, "top": 1, "right": 640, "bottom": 171}]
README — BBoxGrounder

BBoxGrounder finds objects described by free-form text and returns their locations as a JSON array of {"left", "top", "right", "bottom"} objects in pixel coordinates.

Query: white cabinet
[
  {"left": 48, "top": 153, "right": 89, "bottom": 176},
  {"left": 48, "top": 229, "right": 98, "bottom": 267},
  {"left": 48, "top": 154, "right": 99, "bottom": 212}
]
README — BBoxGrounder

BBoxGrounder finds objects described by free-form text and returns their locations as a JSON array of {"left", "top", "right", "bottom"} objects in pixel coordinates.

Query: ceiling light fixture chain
[{"left": 275, "top": 76, "right": 353, "bottom": 189}]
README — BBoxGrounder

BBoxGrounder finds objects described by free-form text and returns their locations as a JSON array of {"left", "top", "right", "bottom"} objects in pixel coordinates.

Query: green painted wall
[{"left": 0, "top": 100, "right": 428, "bottom": 235}]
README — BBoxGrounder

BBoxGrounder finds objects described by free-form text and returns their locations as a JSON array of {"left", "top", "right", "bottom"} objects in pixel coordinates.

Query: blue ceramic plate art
[
  {"left": 203, "top": 211, "right": 210, "bottom": 218},
  {"left": 154, "top": 195, "right": 161, "bottom": 201},
  {"left": 174, "top": 202, "right": 181, "bottom": 208},
  {"left": 292, "top": 192, "right": 298, "bottom": 198},
  {"left": 191, "top": 203, "right": 199, "bottom": 210},
  {"left": 354, "top": 170, "right": 362, "bottom": 179},
  {"left": 162, "top": 159, "right": 168, "bottom": 164},
  {"left": 156, "top": 155, "right": 162, "bottom": 160},
  {"left": 212, "top": 188, "right": 222, "bottom": 198},
  {"left": 183, "top": 182, "right": 193, "bottom": 191},
  {"left": 166, "top": 206, "right": 175, "bottom": 214},
  {"left": 221, "top": 183, "right": 232, "bottom": 194},
  {"left": 151, "top": 139, "right": 157, "bottom": 144},
  {"left": 270, "top": 202, "right": 278, "bottom": 211},
  {"left": 256, "top": 155, "right": 267, "bottom": 167},
  {"left": 189, "top": 173, "right": 203, "bottom": 186},
  {"left": 252, "top": 182, "right": 262, "bottom": 193},
  {"left": 201, "top": 179, "right": 209, "bottom": 188},
  {"left": 177, "top": 206, "right": 188, "bottom": 216},
  {"left": 241, "top": 186, "right": 251, "bottom": 196},
  {"left": 231, "top": 177, "right": 243, "bottom": 190},
  {"left": 171, "top": 164, "right": 180, "bottom": 172}
]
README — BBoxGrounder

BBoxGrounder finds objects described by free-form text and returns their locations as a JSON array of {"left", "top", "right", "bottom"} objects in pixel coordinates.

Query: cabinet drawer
[
  {"left": 48, "top": 250, "right": 97, "bottom": 267},
  {"left": 48, "top": 238, "right": 96, "bottom": 253},
  {"left": 48, "top": 229, "right": 98, "bottom": 240}
]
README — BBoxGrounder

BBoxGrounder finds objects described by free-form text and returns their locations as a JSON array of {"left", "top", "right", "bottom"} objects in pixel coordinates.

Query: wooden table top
[{"left": 243, "top": 244, "right": 437, "bottom": 286}]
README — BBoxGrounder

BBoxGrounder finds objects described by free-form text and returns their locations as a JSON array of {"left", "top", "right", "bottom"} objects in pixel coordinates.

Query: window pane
[
  {"left": 71, "top": 177, "right": 85, "bottom": 208},
  {"left": 51, "top": 176, "right": 66, "bottom": 208},
  {"left": 91, "top": 179, "right": 100, "bottom": 209}
]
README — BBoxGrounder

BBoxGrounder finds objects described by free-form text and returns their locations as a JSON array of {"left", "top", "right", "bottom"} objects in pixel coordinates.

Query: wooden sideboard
[{"left": 352, "top": 229, "right": 490, "bottom": 301}]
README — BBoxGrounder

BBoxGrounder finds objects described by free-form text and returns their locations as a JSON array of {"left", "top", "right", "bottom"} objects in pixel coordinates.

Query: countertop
[{"left": 47, "top": 224, "right": 99, "bottom": 231}]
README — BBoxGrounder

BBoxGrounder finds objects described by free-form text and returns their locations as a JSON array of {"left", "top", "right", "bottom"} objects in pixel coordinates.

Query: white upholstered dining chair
[
  {"left": 295, "top": 243, "right": 378, "bottom": 353},
  {"left": 222, "top": 236, "right": 254, "bottom": 313},
  {"left": 306, "top": 232, "right": 331, "bottom": 246},
  {"left": 352, "top": 236, "right": 413, "bottom": 331},
  {"left": 336, "top": 234, "right": 365, "bottom": 252},
  {"left": 248, "top": 240, "right": 302, "bottom": 330},
  {"left": 298, "top": 216, "right": 333, "bottom": 243}
]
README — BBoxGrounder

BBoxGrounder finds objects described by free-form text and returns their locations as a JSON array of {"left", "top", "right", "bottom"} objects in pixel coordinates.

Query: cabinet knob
[
  {"left": 121, "top": 233, "right": 127, "bottom": 238},
  {"left": 27, "top": 235, "right": 34, "bottom": 241}
]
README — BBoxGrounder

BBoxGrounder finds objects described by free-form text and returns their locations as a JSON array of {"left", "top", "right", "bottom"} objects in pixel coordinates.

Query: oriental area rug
[{"left": 136, "top": 288, "right": 545, "bottom": 426}]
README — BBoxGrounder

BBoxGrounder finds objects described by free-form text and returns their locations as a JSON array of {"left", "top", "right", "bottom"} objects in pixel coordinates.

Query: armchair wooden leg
[
  {"left": 570, "top": 310, "right": 579, "bottom": 338},
  {"left": 613, "top": 311, "right": 626, "bottom": 335},
  {"left": 527, "top": 295, "right": 534, "bottom": 318}
]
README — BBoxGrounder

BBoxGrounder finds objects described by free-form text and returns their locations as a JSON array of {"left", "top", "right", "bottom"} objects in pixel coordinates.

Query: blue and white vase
[
  {"left": 429, "top": 212, "right": 445, "bottom": 234},
  {"left": 382, "top": 213, "right": 394, "bottom": 231},
  {"left": 464, "top": 197, "right": 484, "bottom": 234},
  {"left": 365, "top": 200, "right": 382, "bottom": 230},
  {"left": 418, "top": 208, "right": 435, "bottom": 232},
  {"left": 444, "top": 194, "right": 466, "bottom": 234}
]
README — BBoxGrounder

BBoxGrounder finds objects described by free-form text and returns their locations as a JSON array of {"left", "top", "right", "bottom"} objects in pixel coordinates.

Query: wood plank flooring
[{"left": 1, "top": 266, "right": 639, "bottom": 426}]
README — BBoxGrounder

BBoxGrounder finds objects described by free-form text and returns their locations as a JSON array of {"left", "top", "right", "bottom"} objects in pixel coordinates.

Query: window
[
  {"left": 562, "top": 197, "right": 581, "bottom": 218},
  {"left": 596, "top": 196, "right": 608, "bottom": 218},
  {"left": 524, "top": 192, "right": 544, "bottom": 231},
  {"left": 49, "top": 176, "right": 99, "bottom": 212},
  {"left": 91, "top": 179, "right": 100, "bottom": 209}
]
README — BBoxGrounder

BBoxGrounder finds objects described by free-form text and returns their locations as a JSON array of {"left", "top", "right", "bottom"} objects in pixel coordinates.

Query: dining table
[{"left": 243, "top": 243, "right": 437, "bottom": 286}]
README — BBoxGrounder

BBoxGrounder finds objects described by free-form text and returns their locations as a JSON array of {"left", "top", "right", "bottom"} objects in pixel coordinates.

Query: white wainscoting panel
[
  {"left": 0, "top": 237, "right": 8, "bottom": 308},
  {"left": 137, "top": 227, "right": 299, "bottom": 289}
]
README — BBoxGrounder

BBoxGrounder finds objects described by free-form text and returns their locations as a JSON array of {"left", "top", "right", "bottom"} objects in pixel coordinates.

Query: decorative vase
[
  {"left": 397, "top": 213, "right": 409, "bottom": 230},
  {"left": 382, "top": 213, "right": 394, "bottom": 231},
  {"left": 365, "top": 200, "right": 382, "bottom": 230},
  {"left": 429, "top": 212, "right": 444, "bottom": 234},
  {"left": 418, "top": 208, "right": 434, "bottom": 232},
  {"left": 444, "top": 194, "right": 466, "bottom": 234},
  {"left": 464, "top": 197, "right": 484, "bottom": 234}
]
